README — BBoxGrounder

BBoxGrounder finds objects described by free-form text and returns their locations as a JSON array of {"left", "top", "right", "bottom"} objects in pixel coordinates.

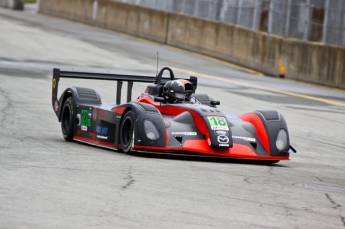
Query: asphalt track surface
[{"left": 1, "top": 5, "right": 345, "bottom": 229}]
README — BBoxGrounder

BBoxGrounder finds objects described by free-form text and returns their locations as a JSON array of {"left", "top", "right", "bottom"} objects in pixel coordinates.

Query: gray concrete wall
[
  {"left": 0, "top": 0, "right": 8, "bottom": 7},
  {"left": 38, "top": 0, "right": 345, "bottom": 89}
]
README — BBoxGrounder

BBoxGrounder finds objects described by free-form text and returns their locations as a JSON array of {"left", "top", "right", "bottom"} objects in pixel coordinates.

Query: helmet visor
[
  {"left": 174, "top": 93, "right": 185, "bottom": 100},
  {"left": 169, "top": 92, "right": 185, "bottom": 101}
]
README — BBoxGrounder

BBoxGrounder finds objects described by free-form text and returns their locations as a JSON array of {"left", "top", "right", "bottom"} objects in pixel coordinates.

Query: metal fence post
[
  {"left": 236, "top": 0, "right": 243, "bottom": 25},
  {"left": 303, "top": 0, "right": 311, "bottom": 41},
  {"left": 182, "top": 0, "right": 186, "bottom": 14},
  {"left": 215, "top": 0, "right": 222, "bottom": 21},
  {"left": 268, "top": 0, "right": 274, "bottom": 34},
  {"left": 321, "top": 0, "right": 328, "bottom": 44},
  {"left": 285, "top": 0, "right": 292, "bottom": 37},
  {"left": 322, "top": 0, "right": 344, "bottom": 45},
  {"left": 208, "top": 1, "right": 213, "bottom": 19},
  {"left": 340, "top": 1, "right": 345, "bottom": 46},
  {"left": 194, "top": 0, "right": 199, "bottom": 17},
  {"left": 252, "top": 0, "right": 258, "bottom": 30},
  {"left": 92, "top": 0, "right": 98, "bottom": 21}
]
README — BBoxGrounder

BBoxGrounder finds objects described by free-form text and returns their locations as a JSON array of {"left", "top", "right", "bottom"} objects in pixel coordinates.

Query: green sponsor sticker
[
  {"left": 206, "top": 116, "right": 229, "bottom": 130},
  {"left": 81, "top": 109, "right": 91, "bottom": 127}
]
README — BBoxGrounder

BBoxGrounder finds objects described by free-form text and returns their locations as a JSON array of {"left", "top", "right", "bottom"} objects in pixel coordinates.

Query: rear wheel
[
  {"left": 120, "top": 110, "right": 135, "bottom": 153},
  {"left": 61, "top": 96, "right": 74, "bottom": 141}
]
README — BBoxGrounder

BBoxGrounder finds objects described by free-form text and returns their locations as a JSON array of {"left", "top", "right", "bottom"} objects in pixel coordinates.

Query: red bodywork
[{"left": 135, "top": 94, "right": 289, "bottom": 161}]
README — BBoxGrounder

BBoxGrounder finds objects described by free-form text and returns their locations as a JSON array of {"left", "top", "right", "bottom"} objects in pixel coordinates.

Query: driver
[{"left": 162, "top": 80, "right": 186, "bottom": 104}]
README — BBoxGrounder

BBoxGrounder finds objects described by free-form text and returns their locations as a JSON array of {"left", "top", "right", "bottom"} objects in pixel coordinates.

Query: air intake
[
  {"left": 75, "top": 87, "right": 101, "bottom": 104},
  {"left": 255, "top": 110, "right": 280, "bottom": 121},
  {"left": 138, "top": 103, "right": 159, "bottom": 113}
]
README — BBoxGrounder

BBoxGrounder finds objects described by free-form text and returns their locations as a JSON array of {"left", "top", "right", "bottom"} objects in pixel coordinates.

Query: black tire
[
  {"left": 119, "top": 110, "right": 135, "bottom": 153},
  {"left": 61, "top": 96, "right": 74, "bottom": 142}
]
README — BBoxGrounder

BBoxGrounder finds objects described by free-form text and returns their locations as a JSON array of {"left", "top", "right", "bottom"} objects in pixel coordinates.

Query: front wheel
[
  {"left": 61, "top": 97, "right": 74, "bottom": 141},
  {"left": 120, "top": 110, "right": 135, "bottom": 153}
]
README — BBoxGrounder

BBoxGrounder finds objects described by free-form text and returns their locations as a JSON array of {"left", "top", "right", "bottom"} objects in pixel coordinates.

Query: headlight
[
  {"left": 144, "top": 119, "right": 159, "bottom": 140},
  {"left": 276, "top": 129, "right": 288, "bottom": 151}
]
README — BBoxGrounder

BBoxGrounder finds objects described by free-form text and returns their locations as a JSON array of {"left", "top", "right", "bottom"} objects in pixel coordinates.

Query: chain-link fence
[{"left": 113, "top": 0, "right": 345, "bottom": 46}]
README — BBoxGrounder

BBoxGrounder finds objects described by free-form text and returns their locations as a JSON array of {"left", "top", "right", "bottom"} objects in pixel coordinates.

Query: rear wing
[{"left": 52, "top": 68, "right": 156, "bottom": 116}]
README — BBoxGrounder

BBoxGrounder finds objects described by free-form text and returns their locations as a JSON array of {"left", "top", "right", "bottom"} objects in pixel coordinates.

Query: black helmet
[
  {"left": 177, "top": 79, "right": 193, "bottom": 97},
  {"left": 162, "top": 80, "right": 185, "bottom": 103}
]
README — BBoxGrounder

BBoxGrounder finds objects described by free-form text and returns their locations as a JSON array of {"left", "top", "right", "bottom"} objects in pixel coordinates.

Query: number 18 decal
[{"left": 207, "top": 116, "right": 229, "bottom": 130}]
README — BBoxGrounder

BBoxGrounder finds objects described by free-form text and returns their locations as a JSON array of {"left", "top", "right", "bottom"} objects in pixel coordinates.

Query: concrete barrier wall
[
  {"left": 0, "top": 0, "right": 8, "bottom": 8},
  {"left": 282, "top": 39, "right": 345, "bottom": 88},
  {"left": 38, "top": 0, "right": 345, "bottom": 89},
  {"left": 39, "top": 0, "right": 94, "bottom": 22},
  {"left": 99, "top": 1, "right": 168, "bottom": 43},
  {"left": 166, "top": 14, "right": 284, "bottom": 75}
]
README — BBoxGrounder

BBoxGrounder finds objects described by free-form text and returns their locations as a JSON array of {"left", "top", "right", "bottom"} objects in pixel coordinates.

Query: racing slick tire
[
  {"left": 120, "top": 110, "right": 135, "bottom": 153},
  {"left": 61, "top": 96, "right": 74, "bottom": 142}
]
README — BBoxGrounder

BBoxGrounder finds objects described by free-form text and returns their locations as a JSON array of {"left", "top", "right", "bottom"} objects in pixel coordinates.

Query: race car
[{"left": 51, "top": 67, "right": 296, "bottom": 163}]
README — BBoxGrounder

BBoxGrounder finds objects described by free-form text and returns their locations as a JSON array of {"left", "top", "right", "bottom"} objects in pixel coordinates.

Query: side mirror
[
  {"left": 211, "top": 100, "right": 220, "bottom": 106},
  {"left": 154, "top": 97, "right": 165, "bottom": 103}
]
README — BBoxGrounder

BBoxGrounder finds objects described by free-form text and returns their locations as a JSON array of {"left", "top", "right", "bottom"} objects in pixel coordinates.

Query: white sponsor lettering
[
  {"left": 215, "top": 130, "right": 228, "bottom": 135},
  {"left": 81, "top": 126, "right": 87, "bottom": 131},
  {"left": 219, "top": 143, "right": 229, "bottom": 147},
  {"left": 211, "top": 126, "right": 229, "bottom": 131},
  {"left": 172, "top": 132, "right": 197, "bottom": 136},
  {"left": 232, "top": 136, "right": 256, "bottom": 142},
  {"left": 97, "top": 135, "right": 108, "bottom": 139}
]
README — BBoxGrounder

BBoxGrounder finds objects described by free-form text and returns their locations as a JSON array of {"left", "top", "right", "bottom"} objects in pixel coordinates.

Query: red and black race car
[{"left": 52, "top": 67, "right": 296, "bottom": 163}]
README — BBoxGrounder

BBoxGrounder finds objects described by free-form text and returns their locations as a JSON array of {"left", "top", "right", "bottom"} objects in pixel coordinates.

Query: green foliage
[{"left": 23, "top": 0, "right": 37, "bottom": 3}]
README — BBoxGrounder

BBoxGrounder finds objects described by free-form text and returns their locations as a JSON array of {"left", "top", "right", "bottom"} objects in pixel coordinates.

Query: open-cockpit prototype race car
[{"left": 52, "top": 67, "right": 296, "bottom": 163}]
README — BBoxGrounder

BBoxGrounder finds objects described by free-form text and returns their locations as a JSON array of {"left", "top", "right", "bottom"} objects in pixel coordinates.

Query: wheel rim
[{"left": 122, "top": 117, "right": 133, "bottom": 147}]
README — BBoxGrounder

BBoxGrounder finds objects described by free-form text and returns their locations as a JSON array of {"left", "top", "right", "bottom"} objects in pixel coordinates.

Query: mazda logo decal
[{"left": 217, "top": 135, "right": 229, "bottom": 143}]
